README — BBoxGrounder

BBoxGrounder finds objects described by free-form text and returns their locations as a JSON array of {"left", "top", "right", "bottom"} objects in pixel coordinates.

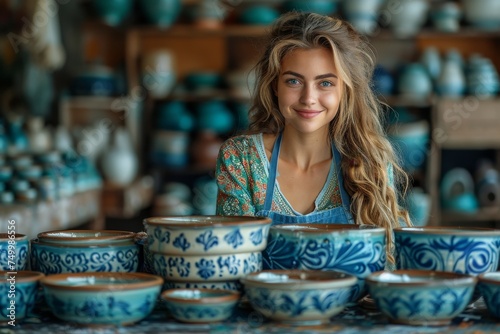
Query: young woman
[{"left": 215, "top": 12, "right": 410, "bottom": 264}]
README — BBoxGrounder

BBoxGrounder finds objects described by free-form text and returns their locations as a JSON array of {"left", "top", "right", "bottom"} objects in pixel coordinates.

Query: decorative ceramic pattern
[
  {"left": 369, "top": 285, "right": 474, "bottom": 324},
  {"left": 145, "top": 218, "right": 271, "bottom": 255},
  {"left": 395, "top": 232, "right": 500, "bottom": 274},
  {"left": 263, "top": 227, "right": 386, "bottom": 302},
  {"left": 0, "top": 277, "right": 39, "bottom": 322},
  {"left": 31, "top": 243, "right": 139, "bottom": 274},
  {"left": 162, "top": 280, "right": 242, "bottom": 291},
  {"left": 167, "top": 303, "right": 235, "bottom": 323},
  {"left": 478, "top": 273, "right": 500, "bottom": 318},
  {"left": 245, "top": 287, "right": 352, "bottom": 324},
  {"left": 0, "top": 238, "right": 29, "bottom": 271},
  {"left": 43, "top": 286, "right": 160, "bottom": 325},
  {"left": 151, "top": 251, "right": 262, "bottom": 282}
]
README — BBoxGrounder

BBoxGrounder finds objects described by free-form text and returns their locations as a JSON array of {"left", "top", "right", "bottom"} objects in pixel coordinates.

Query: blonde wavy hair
[{"left": 248, "top": 12, "right": 411, "bottom": 264}]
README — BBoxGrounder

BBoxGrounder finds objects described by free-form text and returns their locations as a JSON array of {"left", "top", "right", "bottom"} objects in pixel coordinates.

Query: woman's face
[{"left": 276, "top": 47, "right": 342, "bottom": 136}]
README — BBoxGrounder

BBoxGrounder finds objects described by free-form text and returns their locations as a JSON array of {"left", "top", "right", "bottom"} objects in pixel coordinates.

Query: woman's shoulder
[{"left": 219, "top": 133, "right": 263, "bottom": 156}]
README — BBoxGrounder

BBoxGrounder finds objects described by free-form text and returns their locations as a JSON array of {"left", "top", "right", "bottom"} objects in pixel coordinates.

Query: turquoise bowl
[
  {"left": 0, "top": 271, "right": 44, "bottom": 323},
  {"left": 394, "top": 227, "right": 500, "bottom": 275},
  {"left": 140, "top": 0, "right": 182, "bottom": 28},
  {"left": 240, "top": 5, "right": 280, "bottom": 25},
  {"left": 263, "top": 224, "right": 386, "bottom": 302},
  {"left": 161, "top": 288, "right": 240, "bottom": 323},
  {"left": 367, "top": 270, "right": 476, "bottom": 325},
  {"left": 478, "top": 272, "right": 500, "bottom": 318},
  {"left": 0, "top": 233, "right": 30, "bottom": 271},
  {"left": 241, "top": 269, "right": 357, "bottom": 325},
  {"left": 31, "top": 230, "right": 140, "bottom": 274},
  {"left": 41, "top": 272, "right": 163, "bottom": 326},
  {"left": 282, "top": 0, "right": 338, "bottom": 15},
  {"left": 92, "top": 0, "right": 133, "bottom": 26}
]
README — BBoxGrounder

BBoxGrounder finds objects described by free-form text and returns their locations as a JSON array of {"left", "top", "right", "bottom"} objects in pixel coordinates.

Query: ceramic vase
[
  {"left": 27, "top": 116, "right": 52, "bottom": 153},
  {"left": 398, "top": 63, "right": 433, "bottom": 99},
  {"left": 100, "top": 127, "right": 138, "bottom": 186},
  {"left": 420, "top": 47, "right": 441, "bottom": 83},
  {"left": 156, "top": 101, "right": 194, "bottom": 131},
  {"left": 406, "top": 187, "right": 431, "bottom": 226},
  {"left": 342, "top": 0, "right": 384, "bottom": 35},
  {"left": 196, "top": 100, "right": 234, "bottom": 134},
  {"left": 466, "top": 55, "right": 500, "bottom": 98},
  {"left": 462, "top": 0, "right": 500, "bottom": 30},
  {"left": 385, "top": 0, "right": 429, "bottom": 38},
  {"left": 140, "top": 0, "right": 182, "bottom": 28},
  {"left": 437, "top": 56, "right": 466, "bottom": 97},
  {"left": 141, "top": 50, "right": 176, "bottom": 99},
  {"left": 92, "top": 0, "right": 133, "bottom": 26}
]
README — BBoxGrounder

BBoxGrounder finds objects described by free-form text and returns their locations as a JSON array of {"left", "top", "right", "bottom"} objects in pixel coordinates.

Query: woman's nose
[{"left": 299, "top": 84, "right": 317, "bottom": 105}]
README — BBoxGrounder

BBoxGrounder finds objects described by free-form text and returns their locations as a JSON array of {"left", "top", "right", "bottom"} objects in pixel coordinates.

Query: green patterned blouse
[{"left": 215, "top": 134, "right": 343, "bottom": 216}]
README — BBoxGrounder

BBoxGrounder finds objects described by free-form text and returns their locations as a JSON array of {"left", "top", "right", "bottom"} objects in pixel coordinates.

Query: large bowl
[
  {"left": 31, "top": 230, "right": 140, "bottom": 274},
  {"left": 241, "top": 269, "right": 357, "bottom": 325},
  {"left": 0, "top": 271, "right": 44, "bottom": 323},
  {"left": 144, "top": 216, "right": 272, "bottom": 255},
  {"left": 161, "top": 288, "right": 240, "bottom": 323},
  {"left": 367, "top": 270, "right": 476, "bottom": 325},
  {"left": 477, "top": 272, "right": 500, "bottom": 318},
  {"left": 41, "top": 272, "right": 163, "bottom": 326},
  {"left": 1, "top": 233, "right": 30, "bottom": 271},
  {"left": 263, "top": 224, "right": 386, "bottom": 302},
  {"left": 394, "top": 227, "right": 500, "bottom": 275}
]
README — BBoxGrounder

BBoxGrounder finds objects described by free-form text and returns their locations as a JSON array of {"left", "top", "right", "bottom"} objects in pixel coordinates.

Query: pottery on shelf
[
  {"left": 384, "top": 0, "right": 429, "bottom": 38},
  {"left": 462, "top": 0, "right": 500, "bottom": 30},
  {"left": 92, "top": 0, "right": 133, "bottom": 26},
  {"left": 100, "top": 127, "right": 138, "bottom": 186},
  {"left": 342, "top": 0, "right": 384, "bottom": 35},
  {"left": 140, "top": 0, "right": 182, "bottom": 28},
  {"left": 397, "top": 63, "right": 433, "bottom": 100},
  {"left": 141, "top": 49, "right": 176, "bottom": 99},
  {"left": 437, "top": 55, "right": 466, "bottom": 97}
]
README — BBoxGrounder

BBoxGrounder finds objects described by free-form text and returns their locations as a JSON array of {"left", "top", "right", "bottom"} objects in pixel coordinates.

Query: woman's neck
[{"left": 279, "top": 128, "right": 332, "bottom": 171}]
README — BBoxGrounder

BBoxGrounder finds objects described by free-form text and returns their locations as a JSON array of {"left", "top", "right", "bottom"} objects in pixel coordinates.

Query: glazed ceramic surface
[
  {"left": 241, "top": 269, "right": 357, "bottom": 325},
  {"left": 31, "top": 230, "right": 140, "bottom": 274},
  {"left": 145, "top": 216, "right": 272, "bottom": 255},
  {"left": 263, "top": 224, "right": 386, "bottom": 302},
  {"left": 0, "top": 271, "right": 44, "bottom": 323},
  {"left": 0, "top": 233, "right": 29, "bottom": 271},
  {"left": 162, "top": 280, "right": 242, "bottom": 291},
  {"left": 367, "top": 270, "right": 476, "bottom": 325},
  {"left": 394, "top": 227, "right": 500, "bottom": 275},
  {"left": 161, "top": 288, "right": 240, "bottom": 323},
  {"left": 41, "top": 272, "right": 163, "bottom": 326},
  {"left": 151, "top": 251, "right": 261, "bottom": 282},
  {"left": 477, "top": 272, "right": 500, "bottom": 318}
]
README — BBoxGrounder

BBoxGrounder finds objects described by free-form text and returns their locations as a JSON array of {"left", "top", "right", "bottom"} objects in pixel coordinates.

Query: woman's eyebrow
[{"left": 282, "top": 70, "right": 338, "bottom": 80}]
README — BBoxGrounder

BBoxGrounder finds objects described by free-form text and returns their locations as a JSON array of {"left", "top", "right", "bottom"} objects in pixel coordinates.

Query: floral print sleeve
[{"left": 215, "top": 136, "right": 262, "bottom": 216}]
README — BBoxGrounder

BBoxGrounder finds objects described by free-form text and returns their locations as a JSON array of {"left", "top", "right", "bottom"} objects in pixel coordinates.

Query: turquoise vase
[
  {"left": 141, "top": 0, "right": 182, "bottom": 28},
  {"left": 93, "top": 0, "right": 133, "bottom": 26}
]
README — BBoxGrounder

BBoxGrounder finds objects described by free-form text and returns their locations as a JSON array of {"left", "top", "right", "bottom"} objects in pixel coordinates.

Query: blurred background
[{"left": 0, "top": 0, "right": 499, "bottom": 238}]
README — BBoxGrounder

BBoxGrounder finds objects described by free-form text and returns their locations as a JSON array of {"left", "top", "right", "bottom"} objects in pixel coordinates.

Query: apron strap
[
  {"left": 263, "top": 133, "right": 283, "bottom": 211},
  {"left": 333, "top": 145, "right": 353, "bottom": 222}
]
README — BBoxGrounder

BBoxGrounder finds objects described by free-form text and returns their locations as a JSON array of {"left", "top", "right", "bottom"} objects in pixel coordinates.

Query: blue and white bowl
[
  {"left": 477, "top": 272, "right": 500, "bottom": 318},
  {"left": 163, "top": 280, "right": 242, "bottom": 292},
  {"left": 241, "top": 269, "right": 357, "bottom": 325},
  {"left": 0, "top": 271, "right": 44, "bottom": 323},
  {"left": 0, "top": 233, "right": 30, "bottom": 271},
  {"left": 41, "top": 272, "right": 163, "bottom": 326},
  {"left": 31, "top": 230, "right": 140, "bottom": 274},
  {"left": 394, "top": 227, "right": 500, "bottom": 275},
  {"left": 367, "top": 270, "right": 476, "bottom": 325},
  {"left": 161, "top": 288, "right": 240, "bottom": 323},
  {"left": 263, "top": 224, "right": 386, "bottom": 302}
]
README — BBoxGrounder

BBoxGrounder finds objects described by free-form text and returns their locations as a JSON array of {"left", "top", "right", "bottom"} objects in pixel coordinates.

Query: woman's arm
[{"left": 215, "top": 139, "right": 257, "bottom": 216}]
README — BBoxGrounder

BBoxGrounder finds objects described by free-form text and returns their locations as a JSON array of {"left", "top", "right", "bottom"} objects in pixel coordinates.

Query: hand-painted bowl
[
  {"left": 41, "top": 272, "right": 163, "bottom": 326},
  {"left": 477, "top": 272, "right": 500, "bottom": 318},
  {"left": 31, "top": 230, "right": 140, "bottom": 274},
  {"left": 241, "top": 269, "right": 357, "bottom": 325},
  {"left": 144, "top": 216, "right": 272, "bottom": 255},
  {"left": 263, "top": 224, "right": 386, "bottom": 302},
  {"left": 367, "top": 270, "right": 476, "bottom": 325},
  {"left": 394, "top": 227, "right": 500, "bottom": 275},
  {"left": 161, "top": 288, "right": 240, "bottom": 323},
  {"left": 162, "top": 280, "right": 242, "bottom": 292},
  {"left": 0, "top": 233, "right": 30, "bottom": 271},
  {"left": 0, "top": 271, "right": 44, "bottom": 323}
]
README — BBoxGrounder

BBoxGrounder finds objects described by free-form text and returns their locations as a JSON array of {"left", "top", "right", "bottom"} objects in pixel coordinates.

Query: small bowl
[
  {"left": 161, "top": 288, "right": 240, "bottom": 323},
  {"left": 477, "top": 272, "right": 500, "bottom": 318},
  {"left": 394, "top": 227, "right": 500, "bottom": 275},
  {"left": 41, "top": 272, "right": 163, "bottom": 326},
  {"left": 0, "top": 271, "right": 44, "bottom": 323},
  {"left": 263, "top": 223, "right": 386, "bottom": 302},
  {"left": 0, "top": 233, "right": 30, "bottom": 271},
  {"left": 31, "top": 230, "right": 140, "bottom": 274},
  {"left": 163, "top": 280, "right": 242, "bottom": 292},
  {"left": 367, "top": 270, "right": 476, "bottom": 325},
  {"left": 241, "top": 269, "right": 357, "bottom": 325}
]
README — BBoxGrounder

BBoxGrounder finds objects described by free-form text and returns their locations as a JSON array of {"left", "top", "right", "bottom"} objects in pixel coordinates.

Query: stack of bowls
[
  {"left": 1, "top": 233, "right": 30, "bottom": 271},
  {"left": 144, "top": 216, "right": 272, "bottom": 291},
  {"left": 1, "top": 271, "right": 44, "bottom": 323},
  {"left": 262, "top": 224, "right": 386, "bottom": 302},
  {"left": 31, "top": 230, "right": 141, "bottom": 274}
]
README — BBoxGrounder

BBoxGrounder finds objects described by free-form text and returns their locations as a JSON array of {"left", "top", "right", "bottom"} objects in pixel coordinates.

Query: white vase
[
  {"left": 27, "top": 116, "right": 52, "bottom": 153},
  {"left": 141, "top": 49, "right": 176, "bottom": 98},
  {"left": 386, "top": 0, "right": 429, "bottom": 38},
  {"left": 101, "top": 127, "right": 138, "bottom": 186},
  {"left": 437, "top": 57, "right": 466, "bottom": 97}
]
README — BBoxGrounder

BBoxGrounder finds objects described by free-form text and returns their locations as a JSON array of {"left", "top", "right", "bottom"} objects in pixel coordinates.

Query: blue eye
[
  {"left": 320, "top": 81, "right": 333, "bottom": 87},
  {"left": 286, "top": 78, "right": 300, "bottom": 85}
]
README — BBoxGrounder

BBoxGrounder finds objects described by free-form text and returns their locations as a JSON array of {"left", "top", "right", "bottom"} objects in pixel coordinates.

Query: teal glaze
[
  {"left": 0, "top": 271, "right": 44, "bottom": 322},
  {"left": 140, "top": 0, "right": 182, "bottom": 28},
  {"left": 282, "top": 0, "right": 338, "bottom": 15},
  {"left": 240, "top": 5, "right": 280, "bottom": 25},
  {"left": 478, "top": 272, "right": 500, "bottom": 318},
  {"left": 0, "top": 234, "right": 29, "bottom": 271},
  {"left": 156, "top": 101, "right": 195, "bottom": 131},
  {"left": 92, "top": 0, "right": 133, "bottom": 26},
  {"left": 195, "top": 100, "right": 234, "bottom": 134}
]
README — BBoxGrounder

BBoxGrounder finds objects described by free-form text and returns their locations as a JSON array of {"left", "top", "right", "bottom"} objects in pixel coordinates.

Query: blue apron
[{"left": 256, "top": 133, "right": 354, "bottom": 225}]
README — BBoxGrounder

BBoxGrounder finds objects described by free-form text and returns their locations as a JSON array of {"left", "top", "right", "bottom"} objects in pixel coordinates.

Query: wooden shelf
[
  {"left": 101, "top": 176, "right": 155, "bottom": 218},
  {"left": 440, "top": 207, "right": 500, "bottom": 224},
  {"left": 127, "top": 24, "right": 269, "bottom": 38},
  {"left": 379, "top": 95, "right": 435, "bottom": 108}
]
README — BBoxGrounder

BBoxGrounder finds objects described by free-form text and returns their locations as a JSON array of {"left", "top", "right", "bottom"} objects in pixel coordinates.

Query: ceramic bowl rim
[
  {"left": 270, "top": 223, "right": 385, "bottom": 234},
  {"left": 31, "top": 239, "right": 137, "bottom": 248},
  {"left": 241, "top": 269, "right": 357, "bottom": 289},
  {"left": 366, "top": 270, "right": 476, "bottom": 287},
  {"left": 144, "top": 215, "right": 272, "bottom": 228},
  {"left": 1, "top": 270, "right": 44, "bottom": 283},
  {"left": 394, "top": 226, "right": 500, "bottom": 236},
  {"left": 0, "top": 233, "right": 28, "bottom": 241},
  {"left": 478, "top": 272, "right": 500, "bottom": 285},
  {"left": 161, "top": 288, "right": 240, "bottom": 304},
  {"left": 36, "top": 229, "right": 136, "bottom": 243},
  {"left": 40, "top": 272, "right": 164, "bottom": 291}
]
